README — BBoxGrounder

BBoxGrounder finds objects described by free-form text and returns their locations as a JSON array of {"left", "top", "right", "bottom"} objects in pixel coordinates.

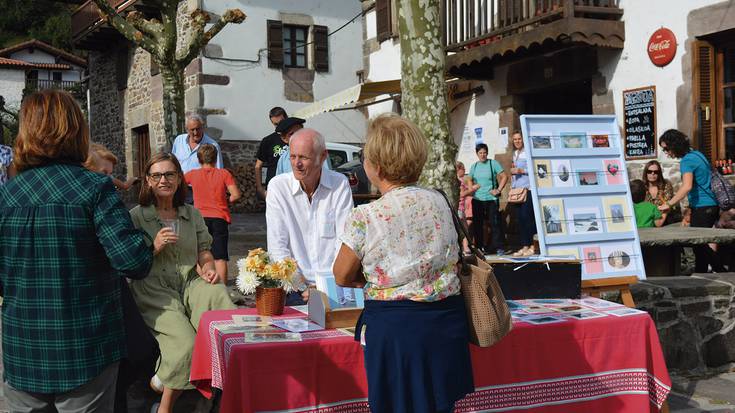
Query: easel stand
[
  {"left": 581, "top": 276, "right": 638, "bottom": 308},
  {"left": 580, "top": 276, "right": 669, "bottom": 413}
]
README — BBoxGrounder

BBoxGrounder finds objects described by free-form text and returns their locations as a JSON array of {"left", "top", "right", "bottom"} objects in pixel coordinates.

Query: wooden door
[{"left": 134, "top": 125, "right": 150, "bottom": 179}]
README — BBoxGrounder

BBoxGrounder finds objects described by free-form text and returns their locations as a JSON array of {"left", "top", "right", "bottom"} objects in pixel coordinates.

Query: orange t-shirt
[{"left": 184, "top": 168, "right": 236, "bottom": 223}]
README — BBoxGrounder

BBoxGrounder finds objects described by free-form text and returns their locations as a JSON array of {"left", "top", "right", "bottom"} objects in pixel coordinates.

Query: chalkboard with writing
[{"left": 623, "top": 86, "right": 657, "bottom": 159}]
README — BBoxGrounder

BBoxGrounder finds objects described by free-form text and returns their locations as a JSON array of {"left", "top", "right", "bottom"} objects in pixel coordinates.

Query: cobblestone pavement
[{"left": 0, "top": 212, "right": 733, "bottom": 412}]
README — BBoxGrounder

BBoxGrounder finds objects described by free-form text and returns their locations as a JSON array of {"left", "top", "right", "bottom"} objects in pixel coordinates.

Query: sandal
[
  {"left": 512, "top": 247, "right": 530, "bottom": 257},
  {"left": 521, "top": 246, "right": 535, "bottom": 256}
]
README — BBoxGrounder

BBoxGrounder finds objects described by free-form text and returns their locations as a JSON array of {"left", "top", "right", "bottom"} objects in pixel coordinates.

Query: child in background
[
  {"left": 85, "top": 143, "right": 139, "bottom": 190},
  {"left": 631, "top": 179, "right": 664, "bottom": 228},
  {"left": 185, "top": 144, "right": 241, "bottom": 282}
]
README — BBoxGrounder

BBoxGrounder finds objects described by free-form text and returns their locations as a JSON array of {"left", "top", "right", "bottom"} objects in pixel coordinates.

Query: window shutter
[
  {"left": 267, "top": 20, "right": 283, "bottom": 69},
  {"left": 376, "top": 0, "right": 392, "bottom": 42},
  {"left": 314, "top": 25, "right": 329, "bottom": 72},
  {"left": 693, "top": 40, "right": 716, "bottom": 160}
]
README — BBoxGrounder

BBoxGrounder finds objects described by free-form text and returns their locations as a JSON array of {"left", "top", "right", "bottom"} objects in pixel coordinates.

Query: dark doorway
[
  {"left": 133, "top": 125, "right": 150, "bottom": 179},
  {"left": 523, "top": 79, "right": 593, "bottom": 115}
]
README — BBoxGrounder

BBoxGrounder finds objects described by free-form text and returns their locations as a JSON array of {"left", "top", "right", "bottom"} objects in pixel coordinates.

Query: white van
[{"left": 326, "top": 142, "right": 362, "bottom": 169}]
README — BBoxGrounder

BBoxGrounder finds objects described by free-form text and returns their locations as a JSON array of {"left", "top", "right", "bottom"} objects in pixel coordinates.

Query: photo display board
[{"left": 520, "top": 115, "right": 646, "bottom": 280}]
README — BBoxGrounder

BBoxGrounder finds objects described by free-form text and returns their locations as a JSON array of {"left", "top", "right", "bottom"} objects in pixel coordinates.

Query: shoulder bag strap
[{"left": 688, "top": 151, "right": 717, "bottom": 196}]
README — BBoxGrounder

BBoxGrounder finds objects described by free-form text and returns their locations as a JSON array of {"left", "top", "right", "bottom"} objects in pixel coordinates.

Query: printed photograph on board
[
  {"left": 603, "top": 159, "right": 625, "bottom": 185},
  {"left": 602, "top": 196, "right": 633, "bottom": 232},
  {"left": 547, "top": 247, "right": 580, "bottom": 259},
  {"left": 560, "top": 132, "right": 587, "bottom": 149},
  {"left": 582, "top": 246, "right": 603, "bottom": 274},
  {"left": 551, "top": 159, "right": 574, "bottom": 188},
  {"left": 540, "top": 198, "right": 566, "bottom": 236},
  {"left": 600, "top": 243, "right": 638, "bottom": 273},
  {"left": 534, "top": 159, "right": 553, "bottom": 188},
  {"left": 567, "top": 207, "right": 602, "bottom": 234},
  {"left": 577, "top": 171, "right": 599, "bottom": 186},
  {"left": 531, "top": 133, "right": 553, "bottom": 149},
  {"left": 591, "top": 134, "right": 611, "bottom": 148}
]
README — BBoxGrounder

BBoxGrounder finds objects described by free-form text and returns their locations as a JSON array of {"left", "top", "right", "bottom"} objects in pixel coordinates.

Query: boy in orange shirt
[{"left": 185, "top": 144, "right": 241, "bottom": 282}]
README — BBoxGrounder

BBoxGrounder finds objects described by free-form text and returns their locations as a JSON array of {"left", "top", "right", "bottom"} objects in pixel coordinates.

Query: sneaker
[{"left": 496, "top": 249, "right": 506, "bottom": 256}]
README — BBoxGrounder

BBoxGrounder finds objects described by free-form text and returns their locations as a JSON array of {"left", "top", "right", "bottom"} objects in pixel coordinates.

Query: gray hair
[{"left": 186, "top": 113, "right": 205, "bottom": 125}]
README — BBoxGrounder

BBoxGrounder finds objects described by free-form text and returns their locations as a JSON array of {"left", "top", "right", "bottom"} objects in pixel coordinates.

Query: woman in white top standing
[{"left": 510, "top": 131, "right": 537, "bottom": 257}]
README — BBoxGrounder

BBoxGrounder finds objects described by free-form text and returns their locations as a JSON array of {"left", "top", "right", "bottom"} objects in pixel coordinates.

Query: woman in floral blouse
[
  {"left": 642, "top": 160, "right": 679, "bottom": 224},
  {"left": 333, "top": 113, "right": 474, "bottom": 413}
]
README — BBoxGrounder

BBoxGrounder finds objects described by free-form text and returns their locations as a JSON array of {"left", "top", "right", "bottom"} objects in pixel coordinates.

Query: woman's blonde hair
[
  {"left": 363, "top": 113, "right": 427, "bottom": 185},
  {"left": 14, "top": 90, "right": 89, "bottom": 172},
  {"left": 84, "top": 143, "right": 118, "bottom": 171}
]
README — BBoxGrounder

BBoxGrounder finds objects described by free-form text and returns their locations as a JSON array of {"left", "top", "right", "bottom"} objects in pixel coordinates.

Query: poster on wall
[
  {"left": 623, "top": 86, "right": 657, "bottom": 159},
  {"left": 456, "top": 121, "right": 505, "bottom": 170},
  {"left": 520, "top": 114, "right": 646, "bottom": 281}
]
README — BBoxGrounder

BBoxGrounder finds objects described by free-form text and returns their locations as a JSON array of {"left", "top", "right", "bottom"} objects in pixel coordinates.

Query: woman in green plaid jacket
[{"left": 0, "top": 90, "right": 153, "bottom": 411}]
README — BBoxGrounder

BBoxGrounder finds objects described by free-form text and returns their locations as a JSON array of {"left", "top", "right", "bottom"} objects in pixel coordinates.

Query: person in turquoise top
[
  {"left": 468, "top": 143, "right": 508, "bottom": 255},
  {"left": 630, "top": 179, "right": 663, "bottom": 228},
  {"left": 658, "top": 129, "right": 724, "bottom": 272}
]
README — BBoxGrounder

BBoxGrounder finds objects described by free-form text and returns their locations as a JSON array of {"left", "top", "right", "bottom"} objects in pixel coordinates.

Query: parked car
[
  {"left": 334, "top": 151, "right": 376, "bottom": 205},
  {"left": 326, "top": 142, "right": 361, "bottom": 169}
]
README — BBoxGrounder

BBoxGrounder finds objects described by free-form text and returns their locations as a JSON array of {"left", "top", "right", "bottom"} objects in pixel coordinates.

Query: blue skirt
[{"left": 355, "top": 295, "right": 475, "bottom": 413}]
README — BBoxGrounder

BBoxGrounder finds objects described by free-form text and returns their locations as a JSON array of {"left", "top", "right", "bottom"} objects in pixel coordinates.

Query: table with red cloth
[{"left": 191, "top": 299, "right": 671, "bottom": 413}]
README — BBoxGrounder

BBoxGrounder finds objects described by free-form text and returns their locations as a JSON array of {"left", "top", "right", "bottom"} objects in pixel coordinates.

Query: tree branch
[
  {"left": 126, "top": 11, "right": 163, "bottom": 40},
  {"left": 176, "top": 8, "right": 246, "bottom": 66},
  {"left": 90, "top": 0, "right": 158, "bottom": 54}
]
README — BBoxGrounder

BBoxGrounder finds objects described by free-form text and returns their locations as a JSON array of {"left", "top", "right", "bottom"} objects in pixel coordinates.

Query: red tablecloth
[{"left": 191, "top": 306, "right": 671, "bottom": 413}]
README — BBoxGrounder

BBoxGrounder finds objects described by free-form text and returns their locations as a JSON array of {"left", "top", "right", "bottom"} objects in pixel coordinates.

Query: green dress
[{"left": 129, "top": 204, "right": 235, "bottom": 389}]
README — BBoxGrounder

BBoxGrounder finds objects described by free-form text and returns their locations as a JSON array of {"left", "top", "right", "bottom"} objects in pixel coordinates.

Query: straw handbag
[
  {"left": 507, "top": 187, "right": 528, "bottom": 204},
  {"left": 437, "top": 189, "right": 513, "bottom": 347}
]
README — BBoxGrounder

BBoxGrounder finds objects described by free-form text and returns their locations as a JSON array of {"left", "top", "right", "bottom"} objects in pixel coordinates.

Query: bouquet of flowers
[{"left": 236, "top": 248, "right": 299, "bottom": 295}]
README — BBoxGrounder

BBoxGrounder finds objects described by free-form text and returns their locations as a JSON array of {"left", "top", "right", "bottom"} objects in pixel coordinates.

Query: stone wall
[
  {"left": 631, "top": 274, "right": 735, "bottom": 375},
  {"left": 88, "top": 49, "right": 127, "bottom": 179}
]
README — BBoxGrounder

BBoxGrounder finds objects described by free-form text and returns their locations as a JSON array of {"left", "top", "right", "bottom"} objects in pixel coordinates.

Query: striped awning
[{"left": 293, "top": 79, "right": 401, "bottom": 119}]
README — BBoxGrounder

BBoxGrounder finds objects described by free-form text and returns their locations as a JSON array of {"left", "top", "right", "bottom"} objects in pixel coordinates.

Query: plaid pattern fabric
[{"left": 0, "top": 163, "right": 153, "bottom": 393}]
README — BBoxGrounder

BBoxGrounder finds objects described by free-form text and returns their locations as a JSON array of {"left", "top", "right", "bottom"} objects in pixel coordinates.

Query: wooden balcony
[
  {"left": 25, "top": 79, "right": 86, "bottom": 100},
  {"left": 444, "top": 0, "right": 624, "bottom": 78},
  {"left": 72, "top": 0, "right": 159, "bottom": 50}
]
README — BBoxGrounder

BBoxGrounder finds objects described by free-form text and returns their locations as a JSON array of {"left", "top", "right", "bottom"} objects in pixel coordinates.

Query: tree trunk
[
  {"left": 396, "top": 0, "right": 458, "bottom": 204},
  {"left": 160, "top": 64, "right": 185, "bottom": 149}
]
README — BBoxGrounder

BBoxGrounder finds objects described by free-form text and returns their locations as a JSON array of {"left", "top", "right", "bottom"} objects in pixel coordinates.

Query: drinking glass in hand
[{"left": 161, "top": 219, "right": 179, "bottom": 235}]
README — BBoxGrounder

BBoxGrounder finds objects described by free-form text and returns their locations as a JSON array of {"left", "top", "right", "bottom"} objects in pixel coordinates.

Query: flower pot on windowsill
[{"left": 255, "top": 286, "right": 286, "bottom": 316}]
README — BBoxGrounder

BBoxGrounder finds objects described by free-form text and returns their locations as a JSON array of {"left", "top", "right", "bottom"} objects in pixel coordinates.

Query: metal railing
[{"left": 443, "top": 0, "right": 622, "bottom": 52}]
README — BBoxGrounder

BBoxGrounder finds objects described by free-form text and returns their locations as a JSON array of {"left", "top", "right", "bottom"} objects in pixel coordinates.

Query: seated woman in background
[
  {"left": 85, "top": 143, "right": 140, "bottom": 190},
  {"left": 642, "top": 159, "right": 679, "bottom": 224},
  {"left": 129, "top": 153, "right": 235, "bottom": 413},
  {"left": 333, "top": 113, "right": 474, "bottom": 413}
]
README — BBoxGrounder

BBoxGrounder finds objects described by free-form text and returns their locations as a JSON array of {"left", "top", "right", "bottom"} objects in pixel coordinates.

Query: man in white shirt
[
  {"left": 266, "top": 128, "right": 354, "bottom": 304},
  {"left": 171, "top": 113, "right": 223, "bottom": 174}
]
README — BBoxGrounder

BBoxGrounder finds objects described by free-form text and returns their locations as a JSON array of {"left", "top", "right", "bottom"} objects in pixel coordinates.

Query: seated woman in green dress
[{"left": 129, "top": 152, "right": 235, "bottom": 413}]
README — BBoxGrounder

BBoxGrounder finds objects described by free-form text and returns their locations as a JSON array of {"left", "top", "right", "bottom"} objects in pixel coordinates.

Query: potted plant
[{"left": 236, "top": 248, "right": 299, "bottom": 315}]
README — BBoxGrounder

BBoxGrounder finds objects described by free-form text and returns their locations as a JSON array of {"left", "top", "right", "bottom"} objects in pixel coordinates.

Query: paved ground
[{"left": 0, "top": 211, "right": 734, "bottom": 412}]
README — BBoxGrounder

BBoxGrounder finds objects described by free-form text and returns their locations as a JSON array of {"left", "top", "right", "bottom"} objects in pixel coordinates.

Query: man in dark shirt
[{"left": 255, "top": 107, "right": 288, "bottom": 199}]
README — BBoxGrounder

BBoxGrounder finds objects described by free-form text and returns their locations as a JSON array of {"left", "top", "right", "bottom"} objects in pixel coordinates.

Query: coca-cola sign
[{"left": 647, "top": 28, "right": 677, "bottom": 67}]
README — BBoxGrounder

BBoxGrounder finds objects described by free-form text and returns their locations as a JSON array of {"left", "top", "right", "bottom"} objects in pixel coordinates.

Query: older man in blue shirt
[{"left": 172, "top": 113, "right": 223, "bottom": 174}]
